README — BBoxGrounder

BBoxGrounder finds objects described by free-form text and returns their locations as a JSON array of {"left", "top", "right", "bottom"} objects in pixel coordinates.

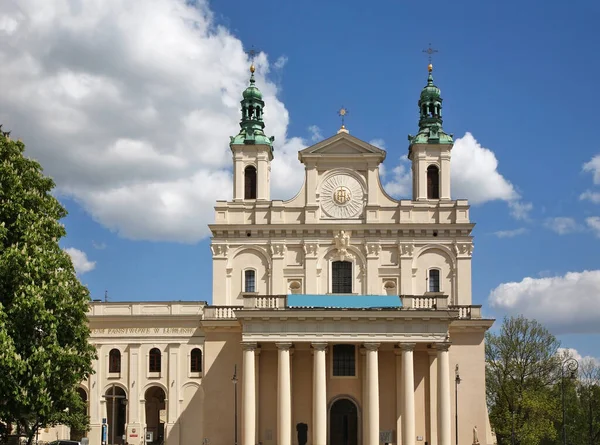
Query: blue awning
[{"left": 287, "top": 294, "right": 402, "bottom": 309}]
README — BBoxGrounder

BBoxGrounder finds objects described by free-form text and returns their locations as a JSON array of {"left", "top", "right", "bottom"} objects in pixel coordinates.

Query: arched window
[
  {"left": 149, "top": 348, "right": 161, "bottom": 373},
  {"left": 332, "top": 261, "right": 352, "bottom": 294},
  {"left": 109, "top": 349, "right": 121, "bottom": 373},
  {"left": 244, "top": 166, "right": 257, "bottom": 199},
  {"left": 190, "top": 348, "right": 202, "bottom": 373},
  {"left": 428, "top": 269, "right": 440, "bottom": 293},
  {"left": 333, "top": 344, "right": 356, "bottom": 376},
  {"left": 427, "top": 165, "right": 440, "bottom": 199},
  {"left": 244, "top": 269, "right": 256, "bottom": 293}
]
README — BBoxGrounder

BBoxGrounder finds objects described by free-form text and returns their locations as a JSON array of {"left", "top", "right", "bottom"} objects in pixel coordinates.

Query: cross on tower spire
[{"left": 422, "top": 43, "right": 439, "bottom": 64}]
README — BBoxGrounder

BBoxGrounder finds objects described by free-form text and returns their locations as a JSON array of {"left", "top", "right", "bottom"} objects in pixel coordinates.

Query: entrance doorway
[
  {"left": 145, "top": 386, "right": 166, "bottom": 445},
  {"left": 329, "top": 398, "right": 358, "bottom": 445},
  {"left": 105, "top": 385, "right": 127, "bottom": 445}
]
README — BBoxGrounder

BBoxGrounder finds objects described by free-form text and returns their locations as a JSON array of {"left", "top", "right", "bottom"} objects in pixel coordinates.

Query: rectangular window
[
  {"left": 333, "top": 344, "right": 356, "bottom": 377},
  {"left": 245, "top": 270, "right": 256, "bottom": 293},
  {"left": 332, "top": 261, "right": 352, "bottom": 294},
  {"left": 429, "top": 269, "right": 440, "bottom": 292}
]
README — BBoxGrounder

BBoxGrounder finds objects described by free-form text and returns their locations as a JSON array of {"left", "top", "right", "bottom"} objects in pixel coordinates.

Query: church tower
[
  {"left": 408, "top": 64, "right": 454, "bottom": 201},
  {"left": 230, "top": 64, "right": 274, "bottom": 201}
]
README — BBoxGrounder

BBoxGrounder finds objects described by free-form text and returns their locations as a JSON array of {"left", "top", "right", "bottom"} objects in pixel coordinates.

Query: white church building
[{"left": 52, "top": 62, "right": 495, "bottom": 445}]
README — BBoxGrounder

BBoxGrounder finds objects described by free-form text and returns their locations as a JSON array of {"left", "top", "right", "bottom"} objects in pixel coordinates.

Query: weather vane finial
[
  {"left": 246, "top": 46, "right": 260, "bottom": 73},
  {"left": 422, "top": 43, "right": 438, "bottom": 72},
  {"left": 337, "top": 107, "right": 349, "bottom": 133}
]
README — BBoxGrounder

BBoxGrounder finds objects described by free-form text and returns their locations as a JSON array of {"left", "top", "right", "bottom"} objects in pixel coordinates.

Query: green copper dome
[
  {"left": 230, "top": 65, "right": 274, "bottom": 147},
  {"left": 408, "top": 64, "right": 453, "bottom": 146}
]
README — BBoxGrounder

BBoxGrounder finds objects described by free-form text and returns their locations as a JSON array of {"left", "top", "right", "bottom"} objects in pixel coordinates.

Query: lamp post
[
  {"left": 455, "top": 364, "right": 461, "bottom": 445},
  {"left": 232, "top": 364, "right": 238, "bottom": 445},
  {"left": 561, "top": 357, "right": 579, "bottom": 445}
]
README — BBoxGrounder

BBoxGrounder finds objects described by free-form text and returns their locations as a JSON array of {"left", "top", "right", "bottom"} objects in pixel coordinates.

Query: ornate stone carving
[
  {"left": 399, "top": 243, "right": 415, "bottom": 257},
  {"left": 334, "top": 230, "right": 353, "bottom": 261},
  {"left": 211, "top": 244, "right": 229, "bottom": 257},
  {"left": 320, "top": 174, "right": 364, "bottom": 219},
  {"left": 365, "top": 242, "right": 381, "bottom": 257},
  {"left": 270, "top": 243, "right": 286, "bottom": 258},
  {"left": 454, "top": 242, "right": 474, "bottom": 257},
  {"left": 303, "top": 242, "right": 319, "bottom": 257}
]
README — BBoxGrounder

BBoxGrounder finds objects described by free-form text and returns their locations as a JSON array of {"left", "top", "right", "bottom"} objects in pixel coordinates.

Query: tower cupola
[
  {"left": 409, "top": 64, "right": 453, "bottom": 145},
  {"left": 230, "top": 64, "right": 274, "bottom": 147}
]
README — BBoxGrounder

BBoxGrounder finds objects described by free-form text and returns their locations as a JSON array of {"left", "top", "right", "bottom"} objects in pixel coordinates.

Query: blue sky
[{"left": 1, "top": 0, "right": 599, "bottom": 359}]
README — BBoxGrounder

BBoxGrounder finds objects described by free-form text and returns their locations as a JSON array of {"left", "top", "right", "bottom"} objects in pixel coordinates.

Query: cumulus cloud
[
  {"left": 493, "top": 228, "right": 528, "bottom": 238},
  {"left": 544, "top": 217, "right": 581, "bottom": 235},
  {"left": 369, "top": 139, "right": 386, "bottom": 150},
  {"left": 580, "top": 190, "right": 600, "bottom": 203},
  {"left": 273, "top": 55, "right": 288, "bottom": 70},
  {"left": 64, "top": 247, "right": 96, "bottom": 274},
  {"left": 384, "top": 156, "right": 412, "bottom": 197},
  {"left": 583, "top": 155, "right": 600, "bottom": 184},
  {"left": 383, "top": 132, "right": 530, "bottom": 218},
  {"left": 308, "top": 125, "right": 323, "bottom": 143},
  {"left": 0, "top": 0, "right": 306, "bottom": 243},
  {"left": 586, "top": 216, "right": 600, "bottom": 237},
  {"left": 489, "top": 270, "right": 600, "bottom": 334}
]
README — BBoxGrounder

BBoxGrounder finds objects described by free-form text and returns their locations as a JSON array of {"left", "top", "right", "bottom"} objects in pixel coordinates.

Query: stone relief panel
[{"left": 320, "top": 174, "right": 365, "bottom": 219}]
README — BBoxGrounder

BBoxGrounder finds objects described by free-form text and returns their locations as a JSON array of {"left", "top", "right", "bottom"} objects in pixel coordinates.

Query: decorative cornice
[
  {"left": 365, "top": 242, "right": 381, "bottom": 257},
  {"left": 303, "top": 242, "right": 319, "bottom": 258},
  {"left": 211, "top": 244, "right": 229, "bottom": 257},
  {"left": 270, "top": 243, "right": 286, "bottom": 258},
  {"left": 453, "top": 241, "right": 474, "bottom": 257}
]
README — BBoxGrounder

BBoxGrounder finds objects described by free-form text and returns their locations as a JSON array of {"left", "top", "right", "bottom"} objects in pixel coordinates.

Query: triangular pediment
[{"left": 298, "top": 132, "right": 386, "bottom": 163}]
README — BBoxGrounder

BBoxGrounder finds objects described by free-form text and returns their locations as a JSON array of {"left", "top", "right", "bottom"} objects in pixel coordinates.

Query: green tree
[
  {"left": 486, "top": 315, "right": 561, "bottom": 445},
  {"left": 0, "top": 128, "right": 96, "bottom": 445}
]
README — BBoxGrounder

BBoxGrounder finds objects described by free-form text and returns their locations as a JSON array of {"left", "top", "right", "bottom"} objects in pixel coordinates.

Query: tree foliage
[
  {"left": 486, "top": 315, "right": 561, "bottom": 445},
  {"left": 0, "top": 130, "right": 96, "bottom": 444}
]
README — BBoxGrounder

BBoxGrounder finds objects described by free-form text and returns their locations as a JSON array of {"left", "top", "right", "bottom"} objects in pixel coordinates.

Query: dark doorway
[
  {"left": 329, "top": 398, "right": 358, "bottom": 445},
  {"left": 104, "top": 385, "right": 127, "bottom": 445},
  {"left": 145, "top": 386, "right": 166, "bottom": 445}
]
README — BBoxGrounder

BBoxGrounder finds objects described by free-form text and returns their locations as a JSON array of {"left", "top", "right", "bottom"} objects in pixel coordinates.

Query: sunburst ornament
[{"left": 337, "top": 107, "right": 349, "bottom": 132}]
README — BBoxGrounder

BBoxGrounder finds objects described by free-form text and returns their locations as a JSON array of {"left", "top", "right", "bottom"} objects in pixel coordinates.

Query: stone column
[
  {"left": 428, "top": 349, "right": 438, "bottom": 445},
  {"left": 401, "top": 343, "right": 416, "bottom": 445},
  {"left": 437, "top": 343, "right": 451, "bottom": 445},
  {"left": 277, "top": 343, "right": 292, "bottom": 445},
  {"left": 312, "top": 343, "right": 327, "bottom": 445},
  {"left": 365, "top": 343, "right": 380, "bottom": 445},
  {"left": 242, "top": 342, "right": 257, "bottom": 445},
  {"left": 395, "top": 348, "right": 403, "bottom": 445}
]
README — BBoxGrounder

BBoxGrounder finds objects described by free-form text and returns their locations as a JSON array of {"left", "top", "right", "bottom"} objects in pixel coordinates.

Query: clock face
[{"left": 320, "top": 174, "right": 364, "bottom": 219}]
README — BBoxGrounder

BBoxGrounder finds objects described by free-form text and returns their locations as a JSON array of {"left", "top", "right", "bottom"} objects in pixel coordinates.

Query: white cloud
[
  {"left": 586, "top": 216, "right": 600, "bottom": 237},
  {"left": 493, "top": 228, "right": 528, "bottom": 238},
  {"left": 383, "top": 132, "right": 530, "bottom": 218},
  {"left": 489, "top": 270, "right": 600, "bottom": 334},
  {"left": 544, "top": 217, "right": 581, "bottom": 235},
  {"left": 583, "top": 155, "right": 600, "bottom": 184},
  {"left": 308, "top": 125, "right": 323, "bottom": 143},
  {"left": 369, "top": 139, "right": 386, "bottom": 150},
  {"left": 64, "top": 247, "right": 96, "bottom": 274},
  {"left": 384, "top": 156, "right": 412, "bottom": 197},
  {"left": 580, "top": 190, "right": 600, "bottom": 203},
  {"left": 273, "top": 55, "right": 288, "bottom": 70},
  {"left": 0, "top": 0, "right": 306, "bottom": 243}
]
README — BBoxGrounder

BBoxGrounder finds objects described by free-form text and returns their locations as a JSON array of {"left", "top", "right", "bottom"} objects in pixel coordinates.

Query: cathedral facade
[{"left": 57, "top": 63, "right": 494, "bottom": 445}]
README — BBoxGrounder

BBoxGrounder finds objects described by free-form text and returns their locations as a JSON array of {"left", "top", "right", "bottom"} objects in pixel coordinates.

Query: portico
[{"left": 235, "top": 303, "right": 457, "bottom": 445}]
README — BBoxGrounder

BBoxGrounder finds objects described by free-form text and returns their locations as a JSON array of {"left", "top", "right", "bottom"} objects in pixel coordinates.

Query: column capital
[
  {"left": 364, "top": 342, "right": 380, "bottom": 351},
  {"left": 311, "top": 342, "right": 328, "bottom": 351},
  {"left": 435, "top": 342, "right": 451, "bottom": 352},
  {"left": 276, "top": 342, "right": 293, "bottom": 351},
  {"left": 399, "top": 342, "right": 416, "bottom": 351},
  {"left": 241, "top": 342, "right": 258, "bottom": 351}
]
